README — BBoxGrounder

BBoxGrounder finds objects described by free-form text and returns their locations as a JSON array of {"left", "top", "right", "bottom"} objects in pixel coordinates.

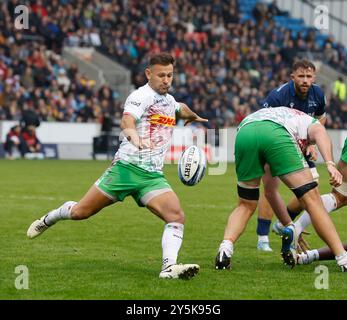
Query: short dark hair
[
  {"left": 292, "top": 59, "right": 316, "bottom": 72},
  {"left": 149, "top": 53, "right": 175, "bottom": 67}
]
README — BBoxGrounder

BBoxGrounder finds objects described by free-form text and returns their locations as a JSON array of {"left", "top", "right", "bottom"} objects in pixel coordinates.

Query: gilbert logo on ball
[{"left": 178, "top": 146, "right": 206, "bottom": 186}]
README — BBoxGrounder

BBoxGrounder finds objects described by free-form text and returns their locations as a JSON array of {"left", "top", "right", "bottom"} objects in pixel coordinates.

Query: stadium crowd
[{"left": 0, "top": 0, "right": 347, "bottom": 131}]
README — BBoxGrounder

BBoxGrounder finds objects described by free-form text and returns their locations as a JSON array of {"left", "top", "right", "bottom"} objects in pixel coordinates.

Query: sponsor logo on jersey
[
  {"left": 130, "top": 101, "right": 141, "bottom": 106},
  {"left": 149, "top": 114, "right": 176, "bottom": 127},
  {"left": 308, "top": 100, "right": 317, "bottom": 107}
]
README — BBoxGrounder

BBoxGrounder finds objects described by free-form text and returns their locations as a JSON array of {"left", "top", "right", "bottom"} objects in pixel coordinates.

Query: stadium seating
[{"left": 0, "top": 0, "right": 346, "bottom": 132}]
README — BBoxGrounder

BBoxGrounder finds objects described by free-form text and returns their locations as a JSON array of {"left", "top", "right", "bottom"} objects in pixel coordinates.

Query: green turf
[{"left": 1, "top": 160, "right": 347, "bottom": 299}]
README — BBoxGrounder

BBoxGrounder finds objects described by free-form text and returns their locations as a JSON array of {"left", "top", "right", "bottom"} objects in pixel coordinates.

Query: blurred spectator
[
  {"left": 20, "top": 103, "right": 41, "bottom": 129},
  {"left": 280, "top": 40, "right": 296, "bottom": 65},
  {"left": 267, "top": 0, "right": 287, "bottom": 17},
  {"left": 252, "top": 2, "right": 269, "bottom": 25},
  {"left": 323, "top": 42, "right": 339, "bottom": 65},
  {"left": 333, "top": 77, "right": 347, "bottom": 102},
  {"left": 21, "top": 66, "right": 35, "bottom": 90},
  {"left": 56, "top": 68, "right": 71, "bottom": 93},
  {"left": 0, "top": 0, "right": 347, "bottom": 132},
  {"left": 21, "top": 125, "right": 45, "bottom": 159},
  {"left": 31, "top": 0, "right": 47, "bottom": 18},
  {"left": 3, "top": 124, "right": 25, "bottom": 159}
]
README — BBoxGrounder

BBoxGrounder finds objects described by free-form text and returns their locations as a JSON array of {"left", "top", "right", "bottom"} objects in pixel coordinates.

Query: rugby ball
[{"left": 178, "top": 146, "right": 206, "bottom": 186}]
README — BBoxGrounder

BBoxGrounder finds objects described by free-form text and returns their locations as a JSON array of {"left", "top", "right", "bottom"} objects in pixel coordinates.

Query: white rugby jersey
[
  {"left": 114, "top": 83, "right": 180, "bottom": 173},
  {"left": 239, "top": 106, "right": 321, "bottom": 151}
]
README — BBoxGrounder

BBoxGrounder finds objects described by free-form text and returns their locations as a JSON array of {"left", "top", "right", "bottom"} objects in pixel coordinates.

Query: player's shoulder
[
  {"left": 263, "top": 83, "right": 289, "bottom": 106},
  {"left": 165, "top": 92, "right": 177, "bottom": 103},
  {"left": 311, "top": 83, "right": 325, "bottom": 97},
  {"left": 125, "top": 84, "right": 154, "bottom": 105},
  {"left": 275, "top": 81, "right": 290, "bottom": 93},
  {"left": 268, "top": 82, "right": 290, "bottom": 97},
  {"left": 128, "top": 84, "right": 153, "bottom": 98}
]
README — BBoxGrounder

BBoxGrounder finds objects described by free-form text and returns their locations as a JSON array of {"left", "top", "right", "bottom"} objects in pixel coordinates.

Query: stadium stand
[{"left": 0, "top": 0, "right": 347, "bottom": 132}]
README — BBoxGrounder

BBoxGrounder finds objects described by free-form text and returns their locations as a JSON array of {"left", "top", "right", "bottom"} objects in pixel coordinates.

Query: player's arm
[
  {"left": 176, "top": 103, "right": 208, "bottom": 126},
  {"left": 121, "top": 91, "right": 150, "bottom": 149},
  {"left": 316, "top": 115, "right": 326, "bottom": 125},
  {"left": 314, "top": 89, "right": 327, "bottom": 125},
  {"left": 309, "top": 93, "right": 327, "bottom": 157},
  {"left": 308, "top": 123, "right": 342, "bottom": 187},
  {"left": 120, "top": 114, "right": 142, "bottom": 149}
]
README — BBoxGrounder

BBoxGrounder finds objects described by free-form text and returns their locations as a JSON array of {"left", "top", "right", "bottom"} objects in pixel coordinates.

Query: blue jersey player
[
  {"left": 256, "top": 59, "right": 327, "bottom": 252},
  {"left": 263, "top": 78, "right": 326, "bottom": 118}
]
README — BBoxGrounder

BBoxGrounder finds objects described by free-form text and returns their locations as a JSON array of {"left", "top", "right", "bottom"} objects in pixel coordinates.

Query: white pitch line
[{"left": 0, "top": 195, "right": 65, "bottom": 201}]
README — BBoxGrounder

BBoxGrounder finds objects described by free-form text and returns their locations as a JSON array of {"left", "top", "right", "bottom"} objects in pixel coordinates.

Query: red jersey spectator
[
  {"left": 21, "top": 125, "right": 44, "bottom": 157},
  {"left": 31, "top": 0, "right": 47, "bottom": 18},
  {"left": 3, "top": 125, "right": 26, "bottom": 159}
]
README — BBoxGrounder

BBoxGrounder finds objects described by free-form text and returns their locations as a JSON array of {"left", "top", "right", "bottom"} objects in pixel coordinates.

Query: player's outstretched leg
[
  {"left": 27, "top": 185, "right": 114, "bottom": 239},
  {"left": 297, "top": 243, "right": 347, "bottom": 267},
  {"left": 27, "top": 201, "right": 77, "bottom": 239}
]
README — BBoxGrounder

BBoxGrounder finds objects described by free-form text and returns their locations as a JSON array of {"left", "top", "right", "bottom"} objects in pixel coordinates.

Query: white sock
[
  {"left": 335, "top": 251, "right": 347, "bottom": 267},
  {"left": 161, "top": 222, "right": 184, "bottom": 270},
  {"left": 44, "top": 201, "right": 77, "bottom": 226},
  {"left": 295, "top": 193, "right": 337, "bottom": 235},
  {"left": 258, "top": 235, "right": 269, "bottom": 243},
  {"left": 219, "top": 239, "right": 233, "bottom": 257},
  {"left": 276, "top": 221, "right": 284, "bottom": 228},
  {"left": 308, "top": 249, "right": 320, "bottom": 262}
]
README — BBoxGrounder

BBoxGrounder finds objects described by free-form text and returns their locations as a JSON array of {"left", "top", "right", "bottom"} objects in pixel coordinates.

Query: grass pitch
[{"left": 1, "top": 160, "right": 347, "bottom": 300}]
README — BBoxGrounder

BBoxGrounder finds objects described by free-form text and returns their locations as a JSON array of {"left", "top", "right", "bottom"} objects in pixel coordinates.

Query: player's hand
[
  {"left": 138, "top": 138, "right": 151, "bottom": 150},
  {"left": 184, "top": 114, "right": 208, "bottom": 126},
  {"left": 124, "top": 129, "right": 148, "bottom": 149},
  {"left": 327, "top": 163, "right": 342, "bottom": 187},
  {"left": 306, "top": 145, "right": 317, "bottom": 161},
  {"left": 297, "top": 230, "right": 311, "bottom": 253}
]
